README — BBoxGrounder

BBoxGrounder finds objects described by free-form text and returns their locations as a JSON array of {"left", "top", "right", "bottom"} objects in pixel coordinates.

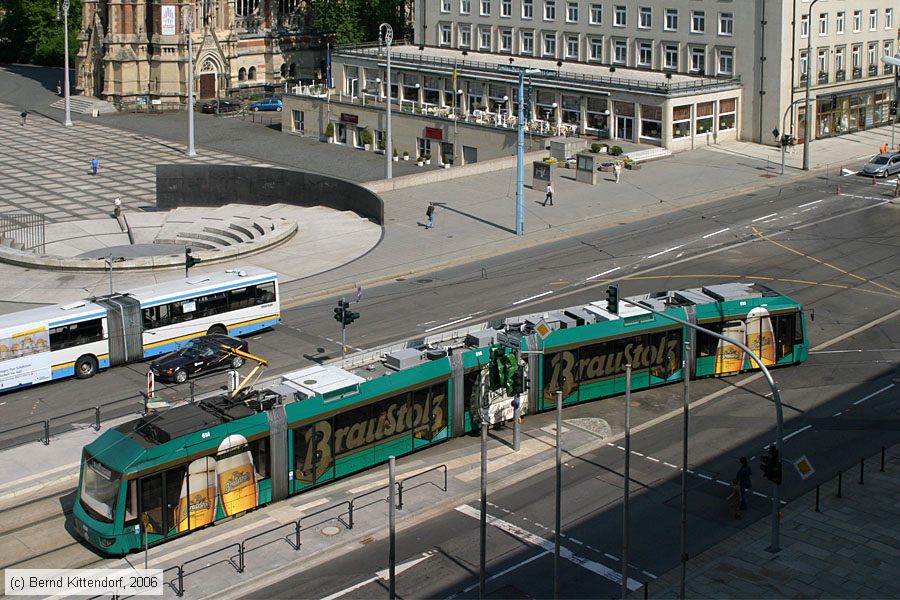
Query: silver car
[{"left": 861, "top": 152, "right": 900, "bottom": 177}]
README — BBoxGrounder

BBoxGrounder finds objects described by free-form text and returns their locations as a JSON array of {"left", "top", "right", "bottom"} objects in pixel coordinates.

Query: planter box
[
  {"left": 599, "top": 163, "right": 615, "bottom": 173},
  {"left": 403, "top": 155, "right": 410, "bottom": 161},
  {"left": 393, "top": 156, "right": 399, "bottom": 162},
  {"left": 625, "top": 162, "right": 642, "bottom": 171}
]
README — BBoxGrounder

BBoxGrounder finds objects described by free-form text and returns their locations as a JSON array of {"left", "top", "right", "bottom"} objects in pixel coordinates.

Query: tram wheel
[
  {"left": 75, "top": 355, "right": 98, "bottom": 379},
  {"left": 207, "top": 324, "right": 227, "bottom": 336}
]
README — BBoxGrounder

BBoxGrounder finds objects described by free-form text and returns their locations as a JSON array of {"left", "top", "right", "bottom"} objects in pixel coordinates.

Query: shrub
[
  {"left": 324, "top": 122, "right": 335, "bottom": 137},
  {"left": 609, "top": 145, "right": 623, "bottom": 156},
  {"left": 591, "top": 143, "right": 603, "bottom": 153},
  {"left": 403, "top": 150, "right": 410, "bottom": 157},
  {"left": 424, "top": 153, "right": 431, "bottom": 160},
  {"left": 362, "top": 127, "right": 373, "bottom": 145},
  {"left": 543, "top": 157, "right": 558, "bottom": 163},
  {"left": 393, "top": 148, "right": 398, "bottom": 157}
]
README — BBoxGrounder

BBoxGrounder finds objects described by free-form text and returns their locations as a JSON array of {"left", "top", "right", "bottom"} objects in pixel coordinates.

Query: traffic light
[
  {"left": 512, "top": 364, "right": 528, "bottom": 396},
  {"left": 333, "top": 299, "right": 349, "bottom": 324},
  {"left": 759, "top": 449, "right": 771, "bottom": 481},
  {"left": 488, "top": 346, "right": 504, "bottom": 391},
  {"left": 761, "top": 444, "right": 781, "bottom": 483},
  {"left": 606, "top": 284, "right": 619, "bottom": 314},
  {"left": 890, "top": 101, "right": 898, "bottom": 117},
  {"left": 343, "top": 308, "right": 360, "bottom": 325},
  {"left": 781, "top": 134, "right": 792, "bottom": 148},
  {"left": 185, "top": 248, "right": 201, "bottom": 269}
]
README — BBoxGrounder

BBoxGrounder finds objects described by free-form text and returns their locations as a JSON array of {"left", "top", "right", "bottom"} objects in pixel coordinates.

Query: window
[
  {"left": 501, "top": 28, "right": 512, "bottom": 51},
  {"left": 522, "top": 0, "right": 532, "bottom": 19},
  {"left": 664, "top": 44, "right": 678, "bottom": 69},
  {"left": 49, "top": 319, "right": 104, "bottom": 351},
  {"left": 460, "top": 0, "right": 470, "bottom": 14},
  {"left": 836, "top": 12, "right": 844, "bottom": 34},
  {"left": 247, "top": 66, "right": 256, "bottom": 80},
  {"left": 690, "top": 47, "right": 705, "bottom": 73},
  {"left": 885, "top": 42, "right": 894, "bottom": 73},
  {"left": 818, "top": 13, "right": 827, "bottom": 36},
  {"left": 886, "top": 8, "right": 893, "bottom": 30},
  {"left": 799, "top": 49, "right": 808, "bottom": 78},
  {"left": 695, "top": 101, "right": 714, "bottom": 135},
  {"left": 543, "top": 32, "right": 556, "bottom": 56},
  {"left": 718, "top": 49, "right": 733, "bottom": 75},
  {"left": 639, "top": 7, "right": 651, "bottom": 29},
  {"left": 638, "top": 42, "right": 652, "bottom": 67},
  {"left": 852, "top": 10, "right": 860, "bottom": 33},
  {"left": 852, "top": 45, "right": 860, "bottom": 68},
  {"left": 719, "top": 12, "right": 732, "bottom": 36},
  {"left": 567, "top": 1, "right": 578, "bottom": 22},
  {"left": 719, "top": 98, "right": 736, "bottom": 131},
  {"left": 817, "top": 48, "right": 828, "bottom": 80},
  {"left": 691, "top": 11, "right": 705, "bottom": 33},
  {"left": 480, "top": 0, "right": 490, "bottom": 16},
  {"left": 238, "top": 67, "right": 246, "bottom": 81},
  {"left": 614, "top": 40, "right": 627, "bottom": 64},
  {"left": 544, "top": 0, "right": 555, "bottom": 21},
  {"left": 440, "top": 24, "right": 451, "bottom": 46},
  {"left": 501, "top": 0, "right": 511, "bottom": 17},
  {"left": 835, "top": 46, "right": 845, "bottom": 73},
  {"left": 800, "top": 14, "right": 809, "bottom": 38},
  {"left": 640, "top": 104, "right": 662, "bottom": 140},
  {"left": 869, "top": 9, "right": 876, "bottom": 31},
  {"left": 590, "top": 4, "right": 601, "bottom": 25},
  {"left": 868, "top": 42, "right": 877, "bottom": 68},
  {"left": 460, "top": 26, "right": 471, "bottom": 48},
  {"left": 291, "top": 109, "right": 304, "bottom": 133},
  {"left": 590, "top": 37, "right": 602, "bottom": 61},
  {"left": 672, "top": 104, "right": 691, "bottom": 138},
  {"left": 665, "top": 9, "right": 678, "bottom": 31},
  {"left": 440, "top": 0, "right": 450, "bottom": 13},
  {"left": 480, "top": 27, "right": 491, "bottom": 49},
  {"left": 522, "top": 31, "right": 534, "bottom": 54},
  {"left": 566, "top": 35, "right": 579, "bottom": 59},
  {"left": 614, "top": 5, "right": 626, "bottom": 27}
]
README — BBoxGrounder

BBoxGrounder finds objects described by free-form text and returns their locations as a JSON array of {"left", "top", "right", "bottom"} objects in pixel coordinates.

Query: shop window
[
  {"left": 672, "top": 104, "right": 691, "bottom": 138},
  {"left": 640, "top": 104, "right": 662, "bottom": 139},
  {"left": 719, "top": 98, "right": 736, "bottom": 131},
  {"left": 695, "top": 101, "right": 714, "bottom": 134}
]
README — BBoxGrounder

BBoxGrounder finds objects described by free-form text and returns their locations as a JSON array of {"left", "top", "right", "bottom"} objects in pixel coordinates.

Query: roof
[
  {"left": 0, "top": 299, "right": 106, "bottom": 334},
  {"left": 131, "top": 266, "right": 276, "bottom": 305}
]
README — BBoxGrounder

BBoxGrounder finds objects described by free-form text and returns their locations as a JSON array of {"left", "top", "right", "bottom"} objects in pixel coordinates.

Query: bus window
[
  {"left": 293, "top": 420, "right": 334, "bottom": 483},
  {"left": 256, "top": 282, "right": 276, "bottom": 305},
  {"left": 196, "top": 292, "right": 228, "bottom": 319},
  {"left": 228, "top": 287, "right": 255, "bottom": 311},
  {"left": 142, "top": 305, "right": 170, "bottom": 329},
  {"left": 50, "top": 319, "right": 104, "bottom": 351},
  {"left": 794, "top": 312, "right": 804, "bottom": 344},
  {"left": 164, "top": 465, "right": 186, "bottom": 535}
]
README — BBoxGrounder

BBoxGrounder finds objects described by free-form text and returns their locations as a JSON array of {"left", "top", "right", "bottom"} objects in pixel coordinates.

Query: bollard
[
  {"left": 815, "top": 484, "right": 820, "bottom": 512},
  {"left": 177, "top": 568, "right": 184, "bottom": 597},
  {"left": 295, "top": 521, "right": 301, "bottom": 550},
  {"left": 859, "top": 457, "right": 864, "bottom": 485},
  {"left": 94, "top": 406, "right": 101, "bottom": 431},
  {"left": 836, "top": 184, "right": 841, "bottom": 194},
  {"left": 42, "top": 420, "right": 50, "bottom": 445},
  {"left": 881, "top": 446, "right": 885, "bottom": 472},
  {"left": 238, "top": 545, "right": 244, "bottom": 573},
  {"left": 837, "top": 471, "right": 842, "bottom": 498}
]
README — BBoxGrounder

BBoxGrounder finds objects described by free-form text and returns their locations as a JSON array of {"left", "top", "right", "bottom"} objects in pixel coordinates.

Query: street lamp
[
  {"left": 185, "top": 4, "right": 196, "bottom": 157},
  {"left": 57, "top": 0, "right": 72, "bottom": 127},
  {"left": 801, "top": 0, "right": 819, "bottom": 171},
  {"left": 380, "top": 23, "right": 393, "bottom": 179},
  {"left": 880, "top": 53, "right": 900, "bottom": 151}
]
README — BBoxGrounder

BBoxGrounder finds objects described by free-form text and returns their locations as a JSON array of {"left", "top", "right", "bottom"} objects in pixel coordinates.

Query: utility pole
[
  {"left": 479, "top": 381, "right": 488, "bottom": 599},
  {"left": 516, "top": 70, "right": 524, "bottom": 236},
  {"left": 57, "top": 0, "right": 72, "bottom": 127},
  {"left": 554, "top": 389, "right": 562, "bottom": 599},
  {"left": 680, "top": 340, "right": 691, "bottom": 599},
  {"left": 185, "top": 4, "right": 196, "bottom": 157},
  {"left": 388, "top": 456, "right": 397, "bottom": 599},
  {"left": 622, "top": 365, "right": 631, "bottom": 600},
  {"left": 381, "top": 23, "right": 393, "bottom": 179},
  {"left": 801, "top": 0, "right": 819, "bottom": 171}
]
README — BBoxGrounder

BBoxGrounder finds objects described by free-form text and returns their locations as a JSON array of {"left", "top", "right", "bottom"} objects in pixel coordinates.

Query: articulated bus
[
  {"left": 74, "top": 282, "right": 807, "bottom": 554},
  {"left": 0, "top": 267, "right": 279, "bottom": 392}
]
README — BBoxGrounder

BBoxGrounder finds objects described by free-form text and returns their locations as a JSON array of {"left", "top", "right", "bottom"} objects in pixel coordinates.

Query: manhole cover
[
  {"left": 321, "top": 526, "right": 341, "bottom": 536},
  {"left": 416, "top": 278, "right": 433, "bottom": 284}
]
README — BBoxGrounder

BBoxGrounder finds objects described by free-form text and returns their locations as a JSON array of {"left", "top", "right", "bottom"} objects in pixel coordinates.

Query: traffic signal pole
[{"left": 619, "top": 297, "right": 784, "bottom": 553}]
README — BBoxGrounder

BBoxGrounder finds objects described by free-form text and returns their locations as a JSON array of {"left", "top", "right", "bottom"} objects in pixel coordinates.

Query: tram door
[{"left": 139, "top": 466, "right": 187, "bottom": 537}]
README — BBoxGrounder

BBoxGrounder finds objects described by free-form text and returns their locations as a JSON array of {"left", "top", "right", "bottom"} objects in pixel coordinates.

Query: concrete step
[
  {"left": 626, "top": 147, "right": 672, "bottom": 163},
  {"left": 50, "top": 96, "right": 118, "bottom": 115}
]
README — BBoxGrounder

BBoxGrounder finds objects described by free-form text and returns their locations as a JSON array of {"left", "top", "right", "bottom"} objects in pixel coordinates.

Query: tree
[
  {"left": 309, "top": 0, "right": 364, "bottom": 45},
  {"left": 0, "top": 0, "right": 81, "bottom": 65}
]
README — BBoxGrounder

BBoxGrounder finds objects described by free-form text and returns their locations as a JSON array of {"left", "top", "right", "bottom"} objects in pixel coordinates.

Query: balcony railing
[
  {"left": 852, "top": 67, "right": 862, "bottom": 79},
  {"left": 835, "top": 69, "right": 846, "bottom": 82},
  {"left": 884, "top": 64, "right": 894, "bottom": 75},
  {"left": 868, "top": 64, "right": 878, "bottom": 76},
  {"left": 817, "top": 72, "right": 829, "bottom": 84},
  {"left": 800, "top": 74, "right": 808, "bottom": 86}
]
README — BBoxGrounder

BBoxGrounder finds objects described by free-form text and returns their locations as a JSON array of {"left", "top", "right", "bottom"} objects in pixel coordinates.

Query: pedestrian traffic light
[
  {"left": 759, "top": 449, "right": 771, "bottom": 480},
  {"left": 185, "top": 248, "right": 200, "bottom": 269},
  {"left": 761, "top": 444, "right": 781, "bottom": 483},
  {"left": 606, "top": 283, "right": 619, "bottom": 314},
  {"left": 781, "top": 134, "right": 792, "bottom": 148},
  {"left": 512, "top": 364, "right": 528, "bottom": 396},
  {"left": 890, "top": 101, "right": 898, "bottom": 116},
  {"left": 488, "top": 346, "right": 504, "bottom": 391},
  {"left": 333, "top": 299, "right": 350, "bottom": 324}
]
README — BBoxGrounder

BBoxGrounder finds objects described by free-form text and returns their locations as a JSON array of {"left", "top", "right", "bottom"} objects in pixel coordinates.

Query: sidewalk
[{"left": 641, "top": 445, "right": 900, "bottom": 599}]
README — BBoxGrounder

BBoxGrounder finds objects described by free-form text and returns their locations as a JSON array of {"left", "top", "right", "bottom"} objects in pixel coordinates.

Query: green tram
[{"left": 74, "top": 283, "right": 808, "bottom": 554}]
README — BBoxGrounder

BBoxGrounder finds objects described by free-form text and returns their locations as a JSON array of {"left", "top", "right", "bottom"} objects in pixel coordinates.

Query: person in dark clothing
[
  {"left": 425, "top": 202, "right": 435, "bottom": 229},
  {"left": 736, "top": 456, "right": 752, "bottom": 511},
  {"left": 20, "top": 111, "right": 27, "bottom": 126}
]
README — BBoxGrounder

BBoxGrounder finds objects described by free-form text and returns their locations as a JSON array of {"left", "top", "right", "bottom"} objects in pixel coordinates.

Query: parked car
[
  {"left": 200, "top": 100, "right": 241, "bottom": 114},
  {"left": 861, "top": 152, "right": 900, "bottom": 177},
  {"left": 250, "top": 98, "right": 283, "bottom": 112},
  {"left": 149, "top": 334, "right": 249, "bottom": 383}
]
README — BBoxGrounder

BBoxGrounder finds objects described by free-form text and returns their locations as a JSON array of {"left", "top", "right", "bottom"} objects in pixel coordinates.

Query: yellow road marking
[{"left": 750, "top": 227, "right": 900, "bottom": 297}]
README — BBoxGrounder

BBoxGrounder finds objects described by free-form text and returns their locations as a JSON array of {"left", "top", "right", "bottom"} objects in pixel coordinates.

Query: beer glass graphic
[
  {"left": 745, "top": 306, "right": 776, "bottom": 366},
  {"left": 216, "top": 433, "right": 258, "bottom": 517},
  {"left": 177, "top": 456, "right": 217, "bottom": 532}
]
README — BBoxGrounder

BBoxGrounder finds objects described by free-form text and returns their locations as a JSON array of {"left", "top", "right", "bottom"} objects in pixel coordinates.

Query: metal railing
[
  {"left": 0, "top": 212, "right": 45, "bottom": 253},
  {"left": 398, "top": 464, "right": 448, "bottom": 510}
]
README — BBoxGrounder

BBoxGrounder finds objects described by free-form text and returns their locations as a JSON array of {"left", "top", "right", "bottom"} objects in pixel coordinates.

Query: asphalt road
[
  {"left": 0, "top": 172, "right": 896, "bottom": 446},
  {"left": 246, "top": 181, "right": 899, "bottom": 599}
]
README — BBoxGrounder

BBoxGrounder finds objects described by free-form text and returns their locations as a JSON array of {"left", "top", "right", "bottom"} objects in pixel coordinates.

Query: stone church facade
[{"left": 75, "top": 0, "right": 323, "bottom": 110}]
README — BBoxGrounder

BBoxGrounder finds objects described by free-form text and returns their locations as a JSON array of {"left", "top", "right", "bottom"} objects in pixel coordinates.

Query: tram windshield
[{"left": 80, "top": 454, "right": 121, "bottom": 523}]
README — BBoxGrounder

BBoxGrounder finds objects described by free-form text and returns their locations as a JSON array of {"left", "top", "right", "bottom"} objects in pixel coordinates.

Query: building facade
[
  {"left": 76, "top": 0, "right": 323, "bottom": 110},
  {"left": 414, "top": 0, "right": 898, "bottom": 145}
]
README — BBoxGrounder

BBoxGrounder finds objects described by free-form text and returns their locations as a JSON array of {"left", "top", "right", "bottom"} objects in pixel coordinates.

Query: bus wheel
[
  {"left": 75, "top": 355, "right": 98, "bottom": 379},
  {"left": 174, "top": 369, "right": 189, "bottom": 384},
  {"left": 207, "top": 324, "right": 227, "bottom": 336}
]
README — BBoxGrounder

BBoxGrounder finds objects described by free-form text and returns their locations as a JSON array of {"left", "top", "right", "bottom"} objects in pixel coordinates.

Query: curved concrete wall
[{"left": 156, "top": 164, "right": 385, "bottom": 225}]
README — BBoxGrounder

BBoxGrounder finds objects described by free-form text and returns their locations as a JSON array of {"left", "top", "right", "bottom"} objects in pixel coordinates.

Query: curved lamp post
[
  {"left": 380, "top": 23, "right": 393, "bottom": 179},
  {"left": 57, "top": 0, "right": 72, "bottom": 127},
  {"left": 881, "top": 53, "right": 900, "bottom": 150},
  {"left": 185, "top": 4, "right": 196, "bottom": 157},
  {"left": 801, "top": 0, "right": 819, "bottom": 171}
]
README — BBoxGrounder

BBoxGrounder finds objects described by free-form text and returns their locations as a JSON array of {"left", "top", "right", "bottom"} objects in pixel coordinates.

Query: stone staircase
[
  {"left": 153, "top": 206, "right": 296, "bottom": 251},
  {"left": 625, "top": 147, "right": 672, "bottom": 163},
  {"left": 49, "top": 96, "right": 118, "bottom": 115}
]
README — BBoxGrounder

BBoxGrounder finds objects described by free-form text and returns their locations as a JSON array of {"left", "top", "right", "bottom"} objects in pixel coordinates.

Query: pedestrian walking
[
  {"left": 20, "top": 111, "right": 27, "bottom": 126},
  {"left": 113, "top": 197, "right": 122, "bottom": 217},
  {"left": 614, "top": 162, "right": 622, "bottom": 183},
  {"left": 736, "top": 456, "right": 752, "bottom": 511},
  {"left": 726, "top": 479, "right": 742, "bottom": 519},
  {"left": 56, "top": 81, "right": 62, "bottom": 96},
  {"left": 425, "top": 202, "right": 435, "bottom": 229},
  {"left": 544, "top": 183, "right": 554, "bottom": 206},
  {"left": 90, "top": 157, "right": 100, "bottom": 176},
  {"left": 880, "top": 143, "right": 888, "bottom": 154}
]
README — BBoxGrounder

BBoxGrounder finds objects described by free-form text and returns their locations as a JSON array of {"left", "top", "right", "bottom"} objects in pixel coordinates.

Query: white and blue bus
[{"left": 0, "top": 267, "right": 280, "bottom": 392}]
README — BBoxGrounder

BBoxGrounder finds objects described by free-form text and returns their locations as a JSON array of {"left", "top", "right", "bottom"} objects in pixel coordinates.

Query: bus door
[{"left": 95, "top": 295, "right": 144, "bottom": 365}]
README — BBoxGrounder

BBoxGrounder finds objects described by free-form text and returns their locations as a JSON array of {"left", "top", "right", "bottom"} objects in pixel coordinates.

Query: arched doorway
[{"left": 199, "top": 58, "right": 220, "bottom": 99}]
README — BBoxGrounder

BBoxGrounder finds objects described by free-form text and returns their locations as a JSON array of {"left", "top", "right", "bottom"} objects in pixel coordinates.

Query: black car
[
  {"left": 150, "top": 334, "right": 248, "bottom": 384},
  {"left": 200, "top": 100, "right": 241, "bottom": 114}
]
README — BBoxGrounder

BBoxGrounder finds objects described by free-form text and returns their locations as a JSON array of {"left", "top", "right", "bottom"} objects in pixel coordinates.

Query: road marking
[
  {"left": 811, "top": 349, "right": 900, "bottom": 354},
  {"left": 454, "top": 551, "right": 550, "bottom": 597},
  {"left": 702, "top": 228, "right": 730, "bottom": 239},
  {"left": 841, "top": 169, "right": 857, "bottom": 176},
  {"left": 751, "top": 213, "right": 777, "bottom": 222},
  {"left": 797, "top": 200, "right": 822, "bottom": 208},
  {"left": 425, "top": 315, "right": 474, "bottom": 332},
  {"left": 455, "top": 504, "right": 644, "bottom": 590},
  {"left": 586, "top": 266, "right": 621, "bottom": 281},
  {"left": 513, "top": 290, "right": 553, "bottom": 305},
  {"left": 783, "top": 424, "right": 812, "bottom": 442},
  {"left": 852, "top": 383, "right": 895, "bottom": 406},
  {"left": 631, "top": 451, "right": 644, "bottom": 457},
  {"left": 663, "top": 462, "right": 678, "bottom": 469},
  {"left": 646, "top": 245, "right": 683, "bottom": 259},
  {"left": 646, "top": 456, "right": 660, "bottom": 463},
  {"left": 323, "top": 552, "right": 435, "bottom": 600}
]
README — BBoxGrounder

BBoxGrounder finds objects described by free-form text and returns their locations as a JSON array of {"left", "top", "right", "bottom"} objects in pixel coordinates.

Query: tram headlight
[{"left": 99, "top": 537, "right": 116, "bottom": 548}]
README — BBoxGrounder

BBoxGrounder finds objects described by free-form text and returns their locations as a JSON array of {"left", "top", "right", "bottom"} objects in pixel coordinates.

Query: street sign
[
  {"left": 534, "top": 318, "right": 552, "bottom": 340},
  {"left": 793, "top": 455, "right": 815, "bottom": 479}
]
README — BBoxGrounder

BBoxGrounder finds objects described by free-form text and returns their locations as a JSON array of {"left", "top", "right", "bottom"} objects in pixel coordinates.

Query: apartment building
[{"left": 414, "top": 0, "right": 898, "bottom": 145}]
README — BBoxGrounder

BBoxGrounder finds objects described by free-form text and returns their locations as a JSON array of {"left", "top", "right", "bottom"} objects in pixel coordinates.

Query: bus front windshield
[{"left": 80, "top": 454, "right": 121, "bottom": 523}]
